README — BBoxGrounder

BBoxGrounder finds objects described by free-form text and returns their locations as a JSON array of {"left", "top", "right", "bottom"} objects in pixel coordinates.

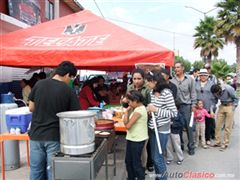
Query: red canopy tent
[{"left": 0, "top": 10, "right": 174, "bottom": 71}]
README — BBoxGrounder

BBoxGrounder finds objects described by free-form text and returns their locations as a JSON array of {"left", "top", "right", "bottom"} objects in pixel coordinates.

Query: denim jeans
[
  {"left": 179, "top": 104, "right": 195, "bottom": 152},
  {"left": 30, "top": 140, "right": 60, "bottom": 180},
  {"left": 125, "top": 140, "right": 145, "bottom": 180},
  {"left": 150, "top": 130, "right": 169, "bottom": 180}
]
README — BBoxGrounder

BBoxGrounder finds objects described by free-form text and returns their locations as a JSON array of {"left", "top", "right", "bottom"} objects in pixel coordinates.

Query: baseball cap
[
  {"left": 199, "top": 69, "right": 209, "bottom": 76},
  {"left": 161, "top": 68, "right": 172, "bottom": 79}
]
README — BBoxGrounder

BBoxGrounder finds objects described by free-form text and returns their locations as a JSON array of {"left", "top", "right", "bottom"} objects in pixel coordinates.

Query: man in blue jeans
[
  {"left": 171, "top": 62, "right": 197, "bottom": 155},
  {"left": 28, "top": 61, "right": 80, "bottom": 180}
]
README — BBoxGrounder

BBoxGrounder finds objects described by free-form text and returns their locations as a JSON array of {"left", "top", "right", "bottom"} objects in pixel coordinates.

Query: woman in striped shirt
[{"left": 146, "top": 71, "right": 177, "bottom": 180}]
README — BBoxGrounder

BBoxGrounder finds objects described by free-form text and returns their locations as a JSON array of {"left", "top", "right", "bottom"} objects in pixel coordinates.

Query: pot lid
[{"left": 57, "top": 110, "right": 96, "bottom": 118}]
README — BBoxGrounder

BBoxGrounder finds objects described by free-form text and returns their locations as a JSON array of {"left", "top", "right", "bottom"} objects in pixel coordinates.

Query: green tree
[
  {"left": 230, "top": 63, "right": 237, "bottom": 73},
  {"left": 211, "top": 59, "right": 231, "bottom": 79},
  {"left": 192, "top": 60, "right": 205, "bottom": 70},
  {"left": 174, "top": 56, "right": 191, "bottom": 72},
  {"left": 215, "top": 0, "right": 240, "bottom": 95},
  {"left": 194, "top": 16, "right": 224, "bottom": 64}
]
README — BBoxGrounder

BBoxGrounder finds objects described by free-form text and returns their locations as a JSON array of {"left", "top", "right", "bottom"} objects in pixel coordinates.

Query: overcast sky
[{"left": 78, "top": 0, "right": 236, "bottom": 65}]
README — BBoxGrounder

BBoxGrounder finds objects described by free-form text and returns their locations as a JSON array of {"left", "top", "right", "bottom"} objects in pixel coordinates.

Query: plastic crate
[{"left": 5, "top": 107, "right": 32, "bottom": 133}]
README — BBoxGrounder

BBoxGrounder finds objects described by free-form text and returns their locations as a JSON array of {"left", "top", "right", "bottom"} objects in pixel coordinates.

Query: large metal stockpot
[{"left": 57, "top": 111, "right": 96, "bottom": 155}]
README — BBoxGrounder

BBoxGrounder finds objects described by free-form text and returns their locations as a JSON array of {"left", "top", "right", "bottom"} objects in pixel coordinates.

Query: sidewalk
[{"left": 2, "top": 106, "right": 240, "bottom": 180}]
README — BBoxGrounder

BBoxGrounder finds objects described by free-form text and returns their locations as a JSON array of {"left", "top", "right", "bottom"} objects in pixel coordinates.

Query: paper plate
[
  {"left": 99, "top": 131, "right": 110, "bottom": 135},
  {"left": 95, "top": 131, "right": 101, "bottom": 134}
]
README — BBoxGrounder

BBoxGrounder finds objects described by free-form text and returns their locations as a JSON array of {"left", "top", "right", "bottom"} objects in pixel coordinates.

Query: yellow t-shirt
[{"left": 126, "top": 105, "right": 148, "bottom": 142}]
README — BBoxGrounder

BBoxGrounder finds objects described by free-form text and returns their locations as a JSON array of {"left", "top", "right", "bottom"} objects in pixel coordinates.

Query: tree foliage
[
  {"left": 230, "top": 63, "right": 237, "bottom": 73},
  {"left": 211, "top": 59, "right": 232, "bottom": 79},
  {"left": 194, "top": 16, "right": 224, "bottom": 63},
  {"left": 192, "top": 60, "right": 205, "bottom": 70},
  {"left": 215, "top": 0, "right": 240, "bottom": 96}
]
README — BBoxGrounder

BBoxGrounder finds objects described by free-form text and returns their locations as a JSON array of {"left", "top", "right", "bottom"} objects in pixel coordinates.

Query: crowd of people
[
  {"left": 22, "top": 60, "right": 238, "bottom": 180},
  {"left": 121, "top": 62, "right": 238, "bottom": 180}
]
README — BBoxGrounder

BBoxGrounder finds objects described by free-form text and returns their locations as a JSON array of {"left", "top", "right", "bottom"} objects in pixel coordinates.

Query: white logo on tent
[{"left": 63, "top": 24, "right": 86, "bottom": 35}]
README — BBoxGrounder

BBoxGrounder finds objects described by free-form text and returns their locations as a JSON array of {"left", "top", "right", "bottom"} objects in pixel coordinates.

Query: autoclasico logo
[
  {"left": 63, "top": 24, "right": 86, "bottom": 35},
  {"left": 148, "top": 171, "right": 216, "bottom": 179}
]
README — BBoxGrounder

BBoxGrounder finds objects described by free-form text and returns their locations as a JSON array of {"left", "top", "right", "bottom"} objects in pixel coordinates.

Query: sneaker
[
  {"left": 147, "top": 166, "right": 154, "bottom": 172},
  {"left": 176, "top": 160, "right": 183, "bottom": 165},
  {"left": 212, "top": 143, "right": 221, "bottom": 147},
  {"left": 166, "top": 160, "right": 172, "bottom": 165},
  {"left": 219, "top": 145, "right": 228, "bottom": 151},
  {"left": 194, "top": 144, "right": 198, "bottom": 148},
  {"left": 202, "top": 145, "right": 208, "bottom": 149},
  {"left": 188, "top": 150, "right": 195, "bottom": 155},
  {"left": 206, "top": 141, "right": 211, "bottom": 145}
]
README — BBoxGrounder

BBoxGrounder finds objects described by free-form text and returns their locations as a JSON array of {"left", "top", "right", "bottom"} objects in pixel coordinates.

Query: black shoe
[
  {"left": 188, "top": 150, "right": 195, "bottom": 155},
  {"left": 147, "top": 166, "right": 154, "bottom": 172},
  {"left": 181, "top": 145, "right": 184, "bottom": 151}
]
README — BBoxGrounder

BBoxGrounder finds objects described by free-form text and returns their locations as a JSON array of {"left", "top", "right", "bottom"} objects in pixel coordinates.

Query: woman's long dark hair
[
  {"left": 82, "top": 77, "right": 99, "bottom": 89},
  {"left": 146, "top": 70, "right": 170, "bottom": 93}
]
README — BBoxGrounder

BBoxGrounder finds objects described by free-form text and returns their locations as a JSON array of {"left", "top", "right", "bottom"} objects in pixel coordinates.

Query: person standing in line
[
  {"left": 160, "top": 68, "right": 177, "bottom": 101},
  {"left": 28, "top": 61, "right": 80, "bottom": 180},
  {"left": 146, "top": 71, "right": 177, "bottom": 180},
  {"left": 20, "top": 79, "right": 31, "bottom": 105},
  {"left": 194, "top": 100, "right": 214, "bottom": 149},
  {"left": 195, "top": 69, "right": 218, "bottom": 145},
  {"left": 123, "top": 90, "right": 148, "bottom": 180},
  {"left": 166, "top": 105, "right": 184, "bottom": 165},
  {"left": 171, "top": 62, "right": 197, "bottom": 155},
  {"left": 211, "top": 84, "right": 238, "bottom": 151},
  {"left": 204, "top": 63, "right": 218, "bottom": 84},
  {"left": 122, "top": 68, "right": 153, "bottom": 172},
  {"left": 190, "top": 68, "right": 200, "bottom": 81}
]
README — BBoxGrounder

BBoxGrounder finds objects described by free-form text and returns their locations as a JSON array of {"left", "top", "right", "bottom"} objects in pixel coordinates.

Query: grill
[{"left": 52, "top": 137, "right": 108, "bottom": 180}]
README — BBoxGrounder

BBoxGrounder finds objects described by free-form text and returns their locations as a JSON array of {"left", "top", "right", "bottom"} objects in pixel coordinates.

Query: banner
[{"left": 8, "top": 0, "right": 41, "bottom": 25}]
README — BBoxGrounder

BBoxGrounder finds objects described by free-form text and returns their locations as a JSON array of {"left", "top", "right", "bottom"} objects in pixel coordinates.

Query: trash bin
[{"left": 0, "top": 103, "right": 20, "bottom": 170}]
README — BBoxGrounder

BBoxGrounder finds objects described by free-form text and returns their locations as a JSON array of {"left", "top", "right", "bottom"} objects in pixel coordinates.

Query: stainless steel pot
[{"left": 57, "top": 111, "right": 96, "bottom": 155}]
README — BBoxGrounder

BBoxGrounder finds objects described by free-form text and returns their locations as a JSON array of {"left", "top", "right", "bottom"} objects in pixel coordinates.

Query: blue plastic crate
[{"left": 5, "top": 107, "right": 32, "bottom": 133}]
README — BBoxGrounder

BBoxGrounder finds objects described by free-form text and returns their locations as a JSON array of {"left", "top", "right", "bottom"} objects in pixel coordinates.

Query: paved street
[{"left": 2, "top": 104, "right": 240, "bottom": 180}]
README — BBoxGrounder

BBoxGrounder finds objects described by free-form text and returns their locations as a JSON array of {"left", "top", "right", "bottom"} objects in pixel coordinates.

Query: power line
[
  {"left": 106, "top": 17, "right": 192, "bottom": 37},
  {"left": 92, "top": 0, "right": 192, "bottom": 37},
  {"left": 93, "top": 0, "right": 105, "bottom": 18}
]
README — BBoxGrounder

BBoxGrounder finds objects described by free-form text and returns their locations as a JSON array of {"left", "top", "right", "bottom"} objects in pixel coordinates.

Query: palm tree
[
  {"left": 214, "top": 0, "right": 240, "bottom": 95},
  {"left": 211, "top": 59, "right": 231, "bottom": 79},
  {"left": 194, "top": 16, "right": 224, "bottom": 64}
]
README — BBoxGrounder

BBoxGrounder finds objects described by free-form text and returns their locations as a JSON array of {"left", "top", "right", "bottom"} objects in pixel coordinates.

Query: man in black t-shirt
[{"left": 28, "top": 61, "right": 80, "bottom": 180}]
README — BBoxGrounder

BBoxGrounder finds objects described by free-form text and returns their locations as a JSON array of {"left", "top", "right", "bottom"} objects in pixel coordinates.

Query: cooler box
[{"left": 5, "top": 107, "right": 32, "bottom": 133}]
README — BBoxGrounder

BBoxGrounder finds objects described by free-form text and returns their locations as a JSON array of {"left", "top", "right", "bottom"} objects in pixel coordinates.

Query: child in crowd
[
  {"left": 123, "top": 90, "right": 148, "bottom": 180},
  {"left": 194, "top": 100, "right": 214, "bottom": 149},
  {"left": 166, "top": 107, "right": 184, "bottom": 165}
]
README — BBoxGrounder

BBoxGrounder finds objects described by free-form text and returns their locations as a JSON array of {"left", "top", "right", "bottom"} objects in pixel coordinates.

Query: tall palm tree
[
  {"left": 214, "top": 0, "right": 240, "bottom": 95},
  {"left": 194, "top": 16, "right": 224, "bottom": 64}
]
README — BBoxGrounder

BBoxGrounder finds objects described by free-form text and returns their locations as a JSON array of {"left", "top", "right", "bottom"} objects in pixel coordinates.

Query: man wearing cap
[
  {"left": 171, "top": 62, "right": 197, "bottom": 155},
  {"left": 204, "top": 63, "right": 217, "bottom": 84},
  {"left": 195, "top": 69, "right": 218, "bottom": 145},
  {"left": 211, "top": 83, "right": 238, "bottom": 151},
  {"left": 161, "top": 68, "right": 177, "bottom": 100}
]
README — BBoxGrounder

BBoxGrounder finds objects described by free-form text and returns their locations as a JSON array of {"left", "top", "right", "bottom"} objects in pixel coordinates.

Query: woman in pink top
[{"left": 194, "top": 100, "right": 214, "bottom": 148}]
